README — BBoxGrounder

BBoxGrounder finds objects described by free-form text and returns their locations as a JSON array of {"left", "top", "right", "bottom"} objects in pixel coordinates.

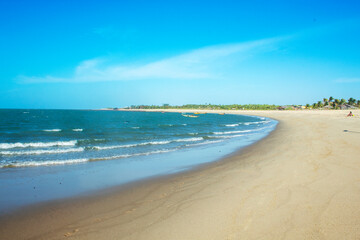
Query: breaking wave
[
  {"left": 43, "top": 129, "right": 62, "bottom": 132},
  {"left": 92, "top": 137, "right": 203, "bottom": 150},
  {"left": 0, "top": 140, "right": 77, "bottom": 149},
  {"left": 0, "top": 147, "right": 84, "bottom": 156}
]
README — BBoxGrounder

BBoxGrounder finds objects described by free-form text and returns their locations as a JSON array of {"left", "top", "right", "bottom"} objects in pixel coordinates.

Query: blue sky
[{"left": 1, "top": 0, "right": 360, "bottom": 109}]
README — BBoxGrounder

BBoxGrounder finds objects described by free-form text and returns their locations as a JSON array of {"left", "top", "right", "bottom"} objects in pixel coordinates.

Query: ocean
[{"left": 0, "top": 109, "right": 277, "bottom": 213}]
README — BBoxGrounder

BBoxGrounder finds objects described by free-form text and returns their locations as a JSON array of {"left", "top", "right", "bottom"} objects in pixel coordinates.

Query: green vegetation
[
  {"left": 126, "top": 103, "right": 279, "bottom": 110},
  {"left": 121, "top": 97, "right": 359, "bottom": 111},
  {"left": 306, "top": 96, "right": 359, "bottom": 110}
]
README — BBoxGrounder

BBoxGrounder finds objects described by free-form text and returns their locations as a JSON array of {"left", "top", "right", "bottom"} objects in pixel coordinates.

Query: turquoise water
[{"left": 0, "top": 110, "right": 277, "bottom": 214}]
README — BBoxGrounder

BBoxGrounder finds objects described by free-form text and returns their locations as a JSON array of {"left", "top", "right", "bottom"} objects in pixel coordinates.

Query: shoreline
[{"left": 1, "top": 109, "right": 360, "bottom": 239}]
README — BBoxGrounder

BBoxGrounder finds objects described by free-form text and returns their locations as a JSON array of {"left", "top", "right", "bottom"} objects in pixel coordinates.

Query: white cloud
[{"left": 18, "top": 36, "right": 287, "bottom": 83}]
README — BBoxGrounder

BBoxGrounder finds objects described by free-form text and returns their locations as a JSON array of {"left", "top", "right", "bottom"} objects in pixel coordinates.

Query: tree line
[
  {"left": 123, "top": 97, "right": 359, "bottom": 110},
  {"left": 126, "top": 104, "right": 280, "bottom": 110},
  {"left": 307, "top": 97, "right": 359, "bottom": 109}
]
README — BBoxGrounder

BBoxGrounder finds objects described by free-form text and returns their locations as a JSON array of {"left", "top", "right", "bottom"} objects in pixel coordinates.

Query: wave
[
  {"left": 0, "top": 140, "right": 77, "bottom": 149},
  {"left": 92, "top": 143, "right": 145, "bottom": 150},
  {"left": 89, "top": 149, "right": 175, "bottom": 161},
  {"left": 1, "top": 158, "right": 89, "bottom": 168},
  {"left": 158, "top": 123, "right": 187, "bottom": 127},
  {"left": 43, "top": 129, "right": 62, "bottom": 132},
  {"left": 92, "top": 137, "right": 203, "bottom": 150},
  {"left": 185, "top": 140, "right": 224, "bottom": 147},
  {"left": 225, "top": 124, "right": 239, "bottom": 127},
  {"left": 174, "top": 137, "right": 202, "bottom": 142},
  {"left": 224, "top": 120, "right": 270, "bottom": 127},
  {"left": 188, "top": 132, "right": 199, "bottom": 135},
  {"left": 213, "top": 130, "right": 253, "bottom": 135},
  {"left": 131, "top": 127, "right": 140, "bottom": 129},
  {"left": 243, "top": 120, "right": 270, "bottom": 125},
  {"left": 72, "top": 129, "right": 83, "bottom": 132},
  {"left": 0, "top": 149, "right": 175, "bottom": 168},
  {"left": 0, "top": 147, "right": 84, "bottom": 156},
  {"left": 225, "top": 134, "right": 245, "bottom": 138},
  {"left": 92, "top": 141, "right": 172, "bottom": 150}
]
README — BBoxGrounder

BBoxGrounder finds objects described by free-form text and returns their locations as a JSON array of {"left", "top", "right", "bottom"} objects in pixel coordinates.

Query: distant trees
[
  {"left": 123, "top": 96, "right": 359, "bottom": 111},
  {"left": 126, "top": 104, "right": 279, "bottom": 110},
  {"left": 308, "top": 96, "right": 359, "bottom": 109},
  {"left": 348, "top": 97, "right": 356, "bottom": 105},
  {"left": 323, "top": 98, "right": 329, "bottom": 106},
  {"left": 317, "top": 101, "right": 323, "bottom": 108}
]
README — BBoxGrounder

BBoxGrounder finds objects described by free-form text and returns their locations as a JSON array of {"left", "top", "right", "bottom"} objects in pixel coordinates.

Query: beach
[{"left": 1, "top": 109, "right": 360, "bottom": 239}]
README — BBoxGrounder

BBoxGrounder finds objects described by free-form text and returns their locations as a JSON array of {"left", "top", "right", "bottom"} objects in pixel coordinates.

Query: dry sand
[{"left": 1, "top": 110, "right": 360, "bottom": 240}]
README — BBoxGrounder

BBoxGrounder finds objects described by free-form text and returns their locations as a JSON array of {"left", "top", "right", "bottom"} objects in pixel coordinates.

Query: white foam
[
  {"left": 0, "top": 149, "right": 175, "bottom": 168},
  {"left": 0, "top": 140, "right": 77, "bottom": 149},
  {"left": 72, "top": 129, "right": 83, "bottom": 132},
  {"left": 143, "top": 140, "right": 172, "bottom": 145},
  {"left": 185, "top": 140, "right": 224, "bottom": 147},
  {"left": 227, "top": 134, "right": 245, "bottom": 138},
  {"left": 92, "top": 141, "right": 172, "bottom": 150},
  {"left": 93, "top": 143, "right": 140, "bottom": 150},
  {"left": 1, "top": 158, "right": 89, "bottom": 168},
  {"left": 174, "top": 137, "right": 203, "bottom": 142},
  {"left": 213, "top": 130, "right": 253, "bottom": 135},
  {"left": 93, "top": 138, "right": 203, "bottom": 150},
  {"left": 242, "top": 120, "right": 270, "bottom": 126},
  {"left": 43, "top": 129, "right": 62, "bottom": 132},
  {"left": 91, "top": 149, "right": 176, "bottom": 161},
  {"left": 131, "top": 127, "right": 140, "bottom": 129},
  {"left": 0, "top": 147, "right": 84, "bottom": 156},
  {"left": 225, "top": 124, "right": 239, "bottom": 127}
]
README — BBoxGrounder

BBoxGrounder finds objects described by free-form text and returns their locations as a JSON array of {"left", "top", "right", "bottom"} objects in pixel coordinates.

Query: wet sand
[{"left": 1, "top": 110, "right": 360, "bottom": 240}]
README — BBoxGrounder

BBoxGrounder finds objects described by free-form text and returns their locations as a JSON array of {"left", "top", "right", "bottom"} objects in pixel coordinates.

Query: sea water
[{"left": 0, "top": 109, "right": 277, "bottom": 214}]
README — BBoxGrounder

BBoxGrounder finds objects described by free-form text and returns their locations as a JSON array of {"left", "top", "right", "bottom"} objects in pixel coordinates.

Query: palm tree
[
  {"left": 305, "top": 104, "right": 310, "bottom": 109},
  {"left": 329, "top": 96, "right": 334, "bottom": 103},
  {"left": 323, "top": 98, "right": 329, "bottom": 106},
  {"left": 357, "top": 100, "right": 360, "bottom": 106},
  {"left": 348, "top": 97, "right": 356, "bottom": 105},
  {"left": 340, "top": 99, "right": 346, "bottom": 105}
]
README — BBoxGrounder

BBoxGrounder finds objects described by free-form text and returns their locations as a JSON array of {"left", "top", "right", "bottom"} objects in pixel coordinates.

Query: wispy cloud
[
  {"left": 18, "top": 36, "right": 288, "bottom": 83},
  {"left": 334, "top": 78, "right": 360, "bottom": 83}
]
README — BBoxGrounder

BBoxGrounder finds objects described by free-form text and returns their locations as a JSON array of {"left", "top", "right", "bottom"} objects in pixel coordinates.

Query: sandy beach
[{"left": 1, "top": 109, "right": 360, "bottom": 240}]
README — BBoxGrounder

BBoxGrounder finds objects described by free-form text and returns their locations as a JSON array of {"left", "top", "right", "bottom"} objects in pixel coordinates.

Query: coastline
[{"left": 1, "top": 109, "right": 360, "bottom": 239}]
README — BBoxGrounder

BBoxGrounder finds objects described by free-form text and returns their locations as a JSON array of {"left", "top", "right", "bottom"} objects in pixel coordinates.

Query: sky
[{"left": 1, "top": 0, "right": 360, "bottom": 109}]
